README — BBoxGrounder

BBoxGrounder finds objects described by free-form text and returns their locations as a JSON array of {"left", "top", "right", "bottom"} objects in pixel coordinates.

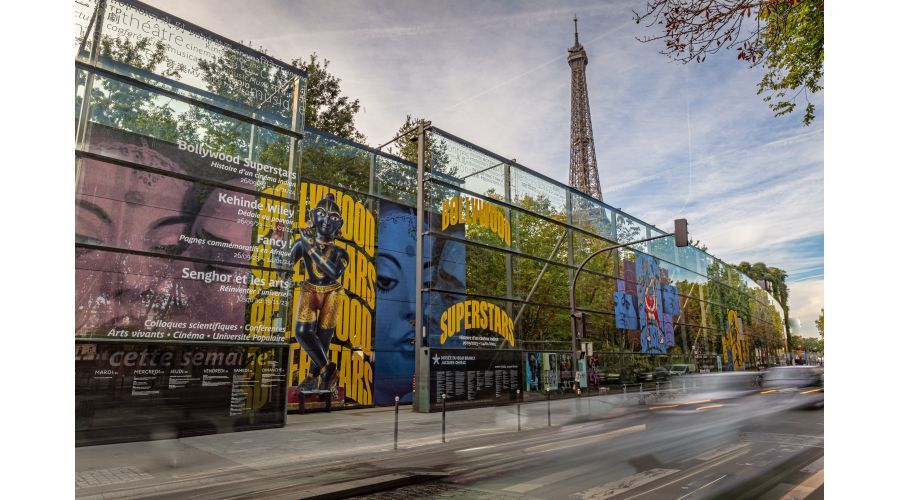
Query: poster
[
  {"left": 559, "top": 353, "right": 574, "bottom": 388},
  {"left": 75, "top": 342, "right": 286, "bottom": 446},
  {"left": 286, "top": 183, "right": 376, "bottom": 407},
  {"left": 373, "top": 201, "right": 417, "bottom": 404},
  {"left": 76, "top": 124, "right": 294, "bottom": 344},
  {"left": 636, "top": 254, "right": 667, "bottom": 354},
  {"left": 525, "top": 351, "right": 542, "bottom": 391},
  {"left": 429, "top": 349, "right": 519, "bottom": 404},
  {"left": 543, "top": 352, "right": 559, "bottom": 391},
  {"left": 587, "top": 353, "right": 602, "bottom": 387}
]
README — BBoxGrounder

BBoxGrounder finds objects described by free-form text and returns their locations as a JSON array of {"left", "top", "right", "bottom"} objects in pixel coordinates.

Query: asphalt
[
  {"left": 75, "top": 384, "right": 824, "bottom": 499},
  {"left": 75, "top": 389, "right": 645, "bottom": 498}
]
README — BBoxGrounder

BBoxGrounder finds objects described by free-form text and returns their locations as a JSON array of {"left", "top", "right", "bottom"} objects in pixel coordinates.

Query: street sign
[{"left": 581, "top": 342, "right": 593, "bottom": 356}]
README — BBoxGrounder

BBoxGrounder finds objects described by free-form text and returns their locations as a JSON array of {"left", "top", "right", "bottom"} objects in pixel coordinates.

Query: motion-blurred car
[
  {"left": 597, "top": 370, "right": 621, "bottom": 384},
  {"left": 762, "top": 366, "right": 823, "bottom": 388},
  {"left": 760, "top": 366, "right": 824, "bottom": 409},
  {"left": 652, "top": 367, "right": 670, "bottom": 381}
]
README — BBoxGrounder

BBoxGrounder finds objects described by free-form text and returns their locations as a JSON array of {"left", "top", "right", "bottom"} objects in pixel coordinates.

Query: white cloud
[{"left": 787, "top": 279, "right": 824, "bottom": 338}]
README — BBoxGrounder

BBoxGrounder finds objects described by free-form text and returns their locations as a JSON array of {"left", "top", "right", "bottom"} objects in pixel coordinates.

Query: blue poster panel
[
  {"left": 636, "top": 254, "right": 667, "bottom": 354},
  {"left": 525, "top": 352, "right": 542, "bottom": 391}
]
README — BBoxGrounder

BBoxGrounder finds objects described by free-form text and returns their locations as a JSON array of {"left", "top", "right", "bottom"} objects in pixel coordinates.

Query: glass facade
[{"left": 75, "top": 0, "right": 787, "bottom": 443}]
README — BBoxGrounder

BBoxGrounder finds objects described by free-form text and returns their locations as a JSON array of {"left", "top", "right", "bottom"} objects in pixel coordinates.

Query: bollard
[
  {"left": 623, "top": 383, "right": 627, "bottom": 395},
  {"left": 683, "top": 378, "right": 686, "bottom": 392},
  {"left": 587, "top": 385, "right": 591, "bottom": 416},
  {"left": 517, "top": 389, "right": 521, "bottom": 431},
  {"left": 393, "top": 396, "right": 399, "bottom": 450},
  {"left": 656, "top": 382, "right": 660, "bottom": 395},
  {"left": 640, "top": 383, "right": 643, "bottom": 394},
  {"left": 546, "top": 388, "right": 552, "bottom": 426},
  {"left": 576, "top": 388, "right": 582, "bottom": 418},
  {"left": 441, "top": 394, "right": 447, "bottom": 443}
]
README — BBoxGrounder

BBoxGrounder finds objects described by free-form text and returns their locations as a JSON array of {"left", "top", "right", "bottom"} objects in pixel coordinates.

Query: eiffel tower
[{"left": 568, "top": 15, "right": 603, "bottom": 201}]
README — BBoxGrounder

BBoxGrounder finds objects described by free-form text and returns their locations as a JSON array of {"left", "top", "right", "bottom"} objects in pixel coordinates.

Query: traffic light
[
  {"left": 572, "top": 312, "right": 595, "bottom": 339},
  {"left": 573, "top": 311, "right": 585, "bottom": 339},
  {"left": 674, "top": 218, "right": 689, "bottom": 247}
]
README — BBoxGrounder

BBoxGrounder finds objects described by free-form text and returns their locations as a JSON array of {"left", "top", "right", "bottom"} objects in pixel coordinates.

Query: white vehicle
[{"left": 667, "top": 364, "right": 695, "bottom": 376}]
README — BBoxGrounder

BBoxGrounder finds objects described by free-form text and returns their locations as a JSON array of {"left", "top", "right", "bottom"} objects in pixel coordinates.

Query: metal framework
[{"left": 568, "top": 16, "right": 603, "bottom": 201}]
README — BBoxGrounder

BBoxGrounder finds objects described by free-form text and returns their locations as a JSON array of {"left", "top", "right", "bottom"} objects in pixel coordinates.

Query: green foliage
[
  {"left": 815, "top": 308, "right": 824, "bottom": 354},
  {"left": 757, "top": 1, "right": 824, "bottom": 125},
  {"left": 292, "top": 53, "right": 366, "bottom": 142},
  {"left": 388, "top": 115, "right": 450, "bottom": 172},
  {"left": 791, "top": 334, "right": 821, "bottom": 353},
  {"left": 736, "top": 261, "right": 791, "bottom": 344},
  {"left": 635, "top": 0, "right": 824, "bottom": 125},
  {"left": 89, "top": 38, "right": 185, "bottom": 142}
]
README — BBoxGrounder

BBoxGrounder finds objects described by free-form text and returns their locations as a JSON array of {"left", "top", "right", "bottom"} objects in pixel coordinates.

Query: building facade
[{"left": 74, "top": 0, "right": 786, "bottom": 445}]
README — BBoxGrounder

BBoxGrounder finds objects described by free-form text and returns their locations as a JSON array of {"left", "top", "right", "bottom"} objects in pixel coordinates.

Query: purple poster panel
[
  {"left": 76, "top": 135, "right": 294, "bottom": 343},
  {"left": 623, "top": 260, "right": 637, "bottom": 295}
]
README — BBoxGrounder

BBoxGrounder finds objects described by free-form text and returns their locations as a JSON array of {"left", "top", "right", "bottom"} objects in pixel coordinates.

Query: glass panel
[
  {"left": 76, "top": 247, "right": 290, "bottom": 342},
  {"left": 75, "top": 68, "right": 88, "bottom": 127},
  {"left": 87, "top": 0, "right": 305, "bottom": 130},
  {"left": 76, "top": 158, "right": 293, "bottom": 268},
  {"left": 74, "top": 0, "right": 99, "bottom": 60},
  {"left": 374, "top": 154, "right": 416, "bottom": 206},
  {"left": 512, "top": 210, "right": 568, "bottom": 263},
  {"left": 571, "top": 191, "right": 615, "bottom": 241},
  {"left": 85, "top": 74, "right": 298, "bottom": 197},
  {"left": 431, "top": 132, "right": 506, "bottom": 201},
  {"left": 615, "top": 212, "right": 645, "bottom": 246},
  {"left": 510, "top": 167, "right": 567, "bottom": 218},
  {"left": 301, "top": 131, "right": 370, "bottom": 194}
]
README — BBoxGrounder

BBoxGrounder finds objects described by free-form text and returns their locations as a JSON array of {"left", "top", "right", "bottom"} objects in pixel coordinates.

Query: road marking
[
  {"left": 620, "top": 446, "right": 751, "bottom": 499},
  {"left": 649, "top": 404, "right": 680, "bottom": 410},
  {"left": 674, "top": 474, "right": 727, "bottom": 500},
  {"left": 780, "top": 469, "right": 824, "bottom": 499},
  {"left": 573, "top": 468, "right": 680, "bottom": 499},
  {"left": 457, "top": 445, "right": 497, "bottom": 453},
  {"left": 800, "top": 456, "right": 824, "bottom": 473},
  {"left": 524, "top": 424, "right": 647, "bottom": 454},
  {"left": 740, "top": 432, "right": 824, "bottom": 448},
  {"left": 800, "top": 388, "right": 823, "bottom": 394},
  {"left": 692, "top": 442, "right": 750, "bottom": 462},
  {"left": 502, "top": 463, "right": 598, "bottom": 493},
  {"left": 695, "top": 404, "right": 723, "bottom": 411}
]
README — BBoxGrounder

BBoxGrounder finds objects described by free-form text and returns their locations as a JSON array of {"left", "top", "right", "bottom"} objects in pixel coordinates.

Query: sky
[{"left": 146, "top": 0, "right": 824, "bottom": 337}]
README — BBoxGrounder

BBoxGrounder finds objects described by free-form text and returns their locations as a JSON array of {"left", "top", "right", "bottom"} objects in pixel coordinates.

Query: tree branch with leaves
[{"left": 634, "top": 0, "right": 824, "bottom": 125}]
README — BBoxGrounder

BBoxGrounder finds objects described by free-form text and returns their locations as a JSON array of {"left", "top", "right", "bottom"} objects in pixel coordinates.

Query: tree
[
  {"left": 815, "top": 308, "right": 823, "bottom": 355},
  {"left": 388, "top": 115, "right": 449, "bottom": 169},
  {"left": 736, "top": 261, "right": 791, "bottom": 347},
  {"left": 634, "top": 0, "right": 824, "bottom": 125},
  {"left": 292, "top": 53, "right": 366, "bottom": 142}
]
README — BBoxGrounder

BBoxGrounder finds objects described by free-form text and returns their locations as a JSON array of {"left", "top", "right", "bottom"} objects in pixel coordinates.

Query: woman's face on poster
[{"left": 76, "top": 160, "right": 193, "bottom": 332}]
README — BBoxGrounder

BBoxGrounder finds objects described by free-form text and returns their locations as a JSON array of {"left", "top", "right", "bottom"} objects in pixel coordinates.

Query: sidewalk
[{"left": 75, "top": 391, "right": 653, "bottom": 498}]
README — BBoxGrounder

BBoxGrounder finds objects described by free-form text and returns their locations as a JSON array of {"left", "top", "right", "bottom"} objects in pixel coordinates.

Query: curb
[{"left": 287, "top": 471, "right": 449, "bottom": 500}]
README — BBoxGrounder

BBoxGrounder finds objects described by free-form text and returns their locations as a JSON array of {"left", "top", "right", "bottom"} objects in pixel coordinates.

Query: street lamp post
[{"left": 569, "top": 219, "right": 689, "bottom": 369}]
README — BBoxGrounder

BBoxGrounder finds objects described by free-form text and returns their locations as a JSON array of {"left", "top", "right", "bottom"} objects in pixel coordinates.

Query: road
[
  {"left": 77, "top": 386, "right": 823, "bottom": 499},
  {"left": 358, "top": 392, "right": 824, "bottom": 499}
]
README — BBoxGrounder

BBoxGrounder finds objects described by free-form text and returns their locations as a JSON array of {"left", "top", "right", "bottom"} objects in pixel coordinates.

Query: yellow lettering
[{"left": 440, "top": 309, "right": 449, "bottom": 344}]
